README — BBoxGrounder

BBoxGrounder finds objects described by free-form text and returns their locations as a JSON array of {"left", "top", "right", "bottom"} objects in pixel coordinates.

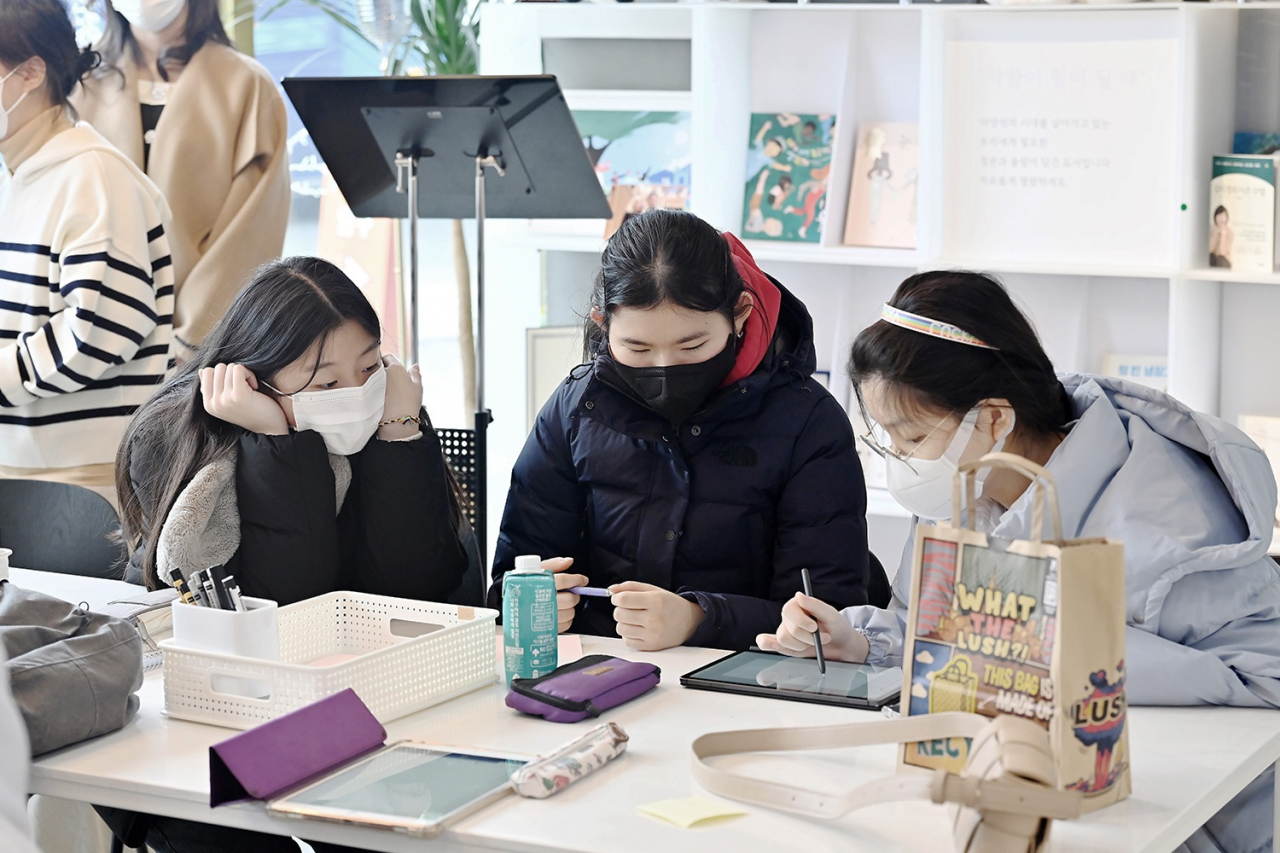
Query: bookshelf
[{"left": 476, "top": 1, "right": 1280, "bottom": 568}]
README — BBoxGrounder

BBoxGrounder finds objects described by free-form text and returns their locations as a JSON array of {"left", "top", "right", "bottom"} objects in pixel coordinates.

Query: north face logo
[{"left": 714, "top": 446, "right": 758, "bottom": 468}]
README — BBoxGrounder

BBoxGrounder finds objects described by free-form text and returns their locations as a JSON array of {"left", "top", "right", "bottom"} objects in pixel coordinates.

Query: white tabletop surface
[
  {"left": 11, "top": 569, "right": 1280, "bottom": 853},
  {"left": 8, "top": 567, "right": 142, "bottom": 611}
]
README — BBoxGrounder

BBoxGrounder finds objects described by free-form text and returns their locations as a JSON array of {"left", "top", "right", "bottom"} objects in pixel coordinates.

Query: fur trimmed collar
[{"left": 155, "top": 447, "right": 351, "bottom": 578}]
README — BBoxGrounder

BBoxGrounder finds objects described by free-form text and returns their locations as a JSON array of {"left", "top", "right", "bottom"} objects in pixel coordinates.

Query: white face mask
[
  {"left": 883, "top": 407, "right": 1014, "bottom": 521},
  {"left": 268, "top": 366, "right": 387, "bottom": 456},
  {"left": 112, "top": 0, "right": 186, "bottom": 33},
  {"left": 0, "top": 67, "right": 31, "bottom": 142}
]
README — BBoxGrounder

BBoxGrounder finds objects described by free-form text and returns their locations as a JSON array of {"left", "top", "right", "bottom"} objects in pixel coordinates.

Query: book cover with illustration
[
  {"left": 1209, "top": 155, "right": 1278, "bottom": 273},
  {"left": 572, "top": 110, "right": 691, "bottom": 194},
  {"left": 741, "top": 113, "right": 836, "bottom": 244},
  {"left": 603, "top": 183, "right": 690, "bottom": 240},
  {"left": 1234, "top": 133, "right": 1280, "bottom": 156},
  {"left": 571, "top": 110, "right": 691, "bottom": 239},
  {"left": 844, "top": 122, "right": 919, "bottom": 249}
]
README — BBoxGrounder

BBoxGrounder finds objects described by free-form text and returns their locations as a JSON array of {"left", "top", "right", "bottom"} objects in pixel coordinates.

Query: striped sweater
[{"left": 0, "top": 121, "right": 173, "bottom": 469}]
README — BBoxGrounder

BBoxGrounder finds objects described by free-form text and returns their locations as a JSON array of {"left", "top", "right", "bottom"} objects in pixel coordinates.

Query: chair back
[
  {"left": 437, "top": 428, "right": 480, "bottom": 532},
  {"left": 438, "top": 428, "right": 487, "bottom": 607},
  {"left": 0, "top": 480, "right": 124, "bottom": 578}
]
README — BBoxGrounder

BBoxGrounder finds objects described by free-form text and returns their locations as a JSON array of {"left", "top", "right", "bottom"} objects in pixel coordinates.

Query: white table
[
  {"left": 11, "top": 569, "right": 1280, "bottom": 853},
  {"left": 8, "top": 568, "right": 142, "bottom": 611}
]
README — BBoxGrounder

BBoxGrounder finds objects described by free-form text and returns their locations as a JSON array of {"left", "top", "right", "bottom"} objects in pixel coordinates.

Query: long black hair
[
  {"left": 118, "top": 257, "right": 463, "bottom": 588},
  {"left": 0, "top": 0, "right": 100, "bottom": 108},
  {"left": 849, "top": 271, "right": 1072, "bottom": 440},
  {"left": 97, "top": 0, "right": 230, "bottom": 82},
  {"left": 586, "top": 209, "right": 758, "bottom": 358}
]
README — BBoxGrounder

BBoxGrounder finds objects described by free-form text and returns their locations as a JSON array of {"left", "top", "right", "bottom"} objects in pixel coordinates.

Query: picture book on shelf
[
  {"left": 603, "top": 183, "right": 690, "bottom": 240},
  {"left": 741, "top": 113, "right": 836, "bottom": 244},
  {"left": 571, "top": 110, "right": 691, "bottom": 240},
  {"left": 844, "top": 122, "right": 919, "bottom": 249},
  {"left": 1234, "top": 133, "right": 1280, "bottom": 156},
  {"left": 573, "top": 110, "right": 691, "bottom": 194},
  {"left": 1209, "top": 155, "right": 1279, "bottom": 273}
]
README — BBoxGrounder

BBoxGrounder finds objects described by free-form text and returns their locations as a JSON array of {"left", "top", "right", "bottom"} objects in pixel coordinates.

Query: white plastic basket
[{"left": 159, "top": 591, "right": 498, "bottom": 729}]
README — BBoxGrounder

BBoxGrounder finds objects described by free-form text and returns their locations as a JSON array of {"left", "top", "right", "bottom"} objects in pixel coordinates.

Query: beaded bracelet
[{"left": 378, "top": 415, "right": 422, "bottom": 428}]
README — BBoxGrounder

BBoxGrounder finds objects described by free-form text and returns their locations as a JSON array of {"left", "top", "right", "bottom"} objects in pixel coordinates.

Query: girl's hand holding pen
[
  {"left": 545, "top": 557, "right": 588, "bottom": 634},
  {"left": 756, "top": 593, "right": 870, "bottom": 664}
]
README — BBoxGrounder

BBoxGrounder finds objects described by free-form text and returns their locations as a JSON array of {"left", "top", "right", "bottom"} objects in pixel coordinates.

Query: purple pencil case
[{"left": 505, "top": 655, "right": 661, "bottom": 723}]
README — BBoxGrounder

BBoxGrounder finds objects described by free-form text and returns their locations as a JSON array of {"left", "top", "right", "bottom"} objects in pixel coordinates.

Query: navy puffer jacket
[{"left": 490, "top": 279, "right": 870, "bottom": 649}]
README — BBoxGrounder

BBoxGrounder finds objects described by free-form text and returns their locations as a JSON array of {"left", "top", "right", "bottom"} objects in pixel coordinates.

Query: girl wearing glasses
[{"left": 760, "top": 270, "right": 1280, "bottom": 853}]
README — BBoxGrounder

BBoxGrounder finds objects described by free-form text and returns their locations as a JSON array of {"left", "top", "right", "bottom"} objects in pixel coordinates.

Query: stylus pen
[
  {"left": 800, "top": 568, "right": 826, "bottom": 675},
  {"left": 567, "top": 586, "right": 611, "bottom": 598}
]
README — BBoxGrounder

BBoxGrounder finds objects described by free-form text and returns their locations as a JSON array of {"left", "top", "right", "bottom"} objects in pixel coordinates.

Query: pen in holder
[{"left": 171, "top": 597, "right": 280, "bottom": 699}]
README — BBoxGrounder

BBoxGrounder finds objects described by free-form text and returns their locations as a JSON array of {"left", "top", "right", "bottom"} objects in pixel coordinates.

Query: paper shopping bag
[{"left": 900, "top": 452, "right": 1131, "bottom": 813}]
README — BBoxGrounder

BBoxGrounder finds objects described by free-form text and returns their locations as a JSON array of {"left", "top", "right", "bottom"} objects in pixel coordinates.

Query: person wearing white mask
[
  {"left": 0, "top": 0, "right": 173, "bottom": 504},
  {"left": 758, "top": 270, "right": 1280, "bottom": 853},
  {"left": 101, "top": 259, "right": 456, "bottom": 853},
  {"left": 73, "top": 0, "right": 289, "bottom": 362},
  {"left": 113, "top": 256, "right": 468, "bottom": 610}
]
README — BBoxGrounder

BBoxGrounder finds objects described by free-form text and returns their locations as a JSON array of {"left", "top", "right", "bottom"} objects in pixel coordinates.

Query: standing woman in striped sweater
[
  {"left": 0, "top": 0, "right": 174, "bottom": 506},
  {"left": 74, "top": 0, "right": 289, "bottom": 362}
]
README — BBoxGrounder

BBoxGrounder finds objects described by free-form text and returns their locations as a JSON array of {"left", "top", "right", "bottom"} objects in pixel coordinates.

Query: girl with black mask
[{"left": 490, "top": 209, "right": 874, "bottom": 651}]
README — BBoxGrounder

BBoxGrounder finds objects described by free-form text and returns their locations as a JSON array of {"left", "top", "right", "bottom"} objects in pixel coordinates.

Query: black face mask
[{"left": 610, "top": 334, "right": 738, "bottom": 427}]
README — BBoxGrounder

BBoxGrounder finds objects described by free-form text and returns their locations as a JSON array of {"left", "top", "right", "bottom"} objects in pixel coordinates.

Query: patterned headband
[{"left": 880, "top": 304, "right": 998, "bottom": 351}]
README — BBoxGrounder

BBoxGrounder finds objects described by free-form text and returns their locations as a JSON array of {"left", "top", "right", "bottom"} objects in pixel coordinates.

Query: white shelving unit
[{"left": 476, "top": 1, "right": 1280, "bottom": 567}]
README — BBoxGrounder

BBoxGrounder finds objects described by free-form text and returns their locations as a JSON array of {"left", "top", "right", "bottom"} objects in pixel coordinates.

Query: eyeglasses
[{"left": 857, "top": 413, "right": 956, "bottom": 475}]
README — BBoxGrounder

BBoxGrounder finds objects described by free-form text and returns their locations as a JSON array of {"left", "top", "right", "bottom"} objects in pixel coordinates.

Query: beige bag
[
  {"left": 691, "top": 711, "right": 1082, "bottom": 853},
  {"left": 901, "top": 453, "right": 1130, "bottom": 812}
]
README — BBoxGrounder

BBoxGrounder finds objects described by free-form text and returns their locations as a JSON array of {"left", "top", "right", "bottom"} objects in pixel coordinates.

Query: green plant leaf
[
  {"left": 257, "top": 0, "right": 378, "bottom": 50},
  {"left": 253, "top": 0, "right": 291, "bottom": 21},
  {"left": 259, "top": 0, "right": 475, "bottom": 76},
  {"left": 412, "top": 0, "right": 478, "bottom": 76}
]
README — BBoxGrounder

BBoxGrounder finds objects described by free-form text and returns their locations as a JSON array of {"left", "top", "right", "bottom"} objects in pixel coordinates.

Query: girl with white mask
[
  {"left": 72, "top": 0, "right": 290, "bottom": 363},
  {"left": 104, "top": 261, "right": 469, "bottom": 853},
  {"left": 115, "top": 256, "right": 468, "bottom": 607},
  {"left": 760, "top": 270, "right": 1280, "bottom": 853}
]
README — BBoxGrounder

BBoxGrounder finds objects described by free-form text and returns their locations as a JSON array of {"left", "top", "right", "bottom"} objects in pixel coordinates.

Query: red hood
[{"left": 722, "top": 233, "right": 782, "bottom": 386}]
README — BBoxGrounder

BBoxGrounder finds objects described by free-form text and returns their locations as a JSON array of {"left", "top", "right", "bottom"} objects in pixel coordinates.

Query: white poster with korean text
[{"left": 943, "top": 39, "right": 1178, "bottom": 268}]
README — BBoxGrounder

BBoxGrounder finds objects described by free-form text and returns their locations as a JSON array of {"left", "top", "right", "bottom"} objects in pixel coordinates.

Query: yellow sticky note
[{"left": 637, "top": 796, "right": 747, "bottom": 829}]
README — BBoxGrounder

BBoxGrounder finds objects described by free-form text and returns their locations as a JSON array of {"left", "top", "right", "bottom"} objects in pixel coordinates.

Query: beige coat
[{"left": 74, "top": 43, "right": 291, "bottom": 358}]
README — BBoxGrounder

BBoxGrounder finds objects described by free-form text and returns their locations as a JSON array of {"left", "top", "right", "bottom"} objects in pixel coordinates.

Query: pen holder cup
[{"left": 171, "top": 597, "right": 280, "bottom": 699}]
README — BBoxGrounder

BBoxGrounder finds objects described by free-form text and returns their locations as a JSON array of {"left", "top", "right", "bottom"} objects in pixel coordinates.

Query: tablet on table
[
  {"left": 680, "top": 650, "right": 901, "bottom": 710},
  {"left": 269, "top": 742, "right": 528, "bottom": 838}
]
